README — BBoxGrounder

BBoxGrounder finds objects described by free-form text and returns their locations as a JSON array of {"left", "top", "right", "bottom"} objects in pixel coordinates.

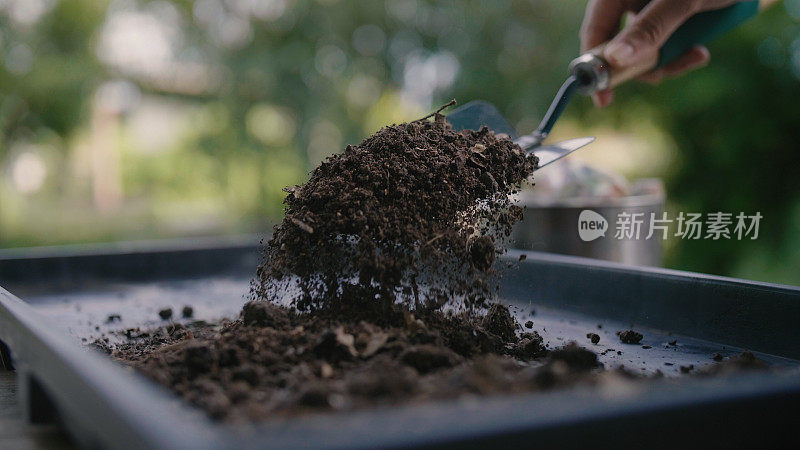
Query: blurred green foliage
[
  {"left": 0, "top": 0, "right": 798, "bottom": 284},
  {"left": 606, "top": 5, "right": 800, "bottom": 284}
]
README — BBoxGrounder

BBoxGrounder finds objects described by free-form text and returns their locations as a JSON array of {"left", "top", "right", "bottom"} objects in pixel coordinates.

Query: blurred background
[{"left": 0, "top": 0, "right": 798, "bottom": 284}]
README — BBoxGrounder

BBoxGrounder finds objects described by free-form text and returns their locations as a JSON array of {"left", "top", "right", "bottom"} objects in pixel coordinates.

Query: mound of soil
[{"left": 111, "top": 302, "right": 614, "bottom": 421}]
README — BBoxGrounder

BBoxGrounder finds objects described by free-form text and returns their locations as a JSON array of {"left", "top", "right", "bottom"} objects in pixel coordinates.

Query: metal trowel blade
[
  {"left": 532, "top": 137, "right": 595, "bottom": 170},
  {"left": 446, "top": 100, "right": 593, "bottom": 171}
]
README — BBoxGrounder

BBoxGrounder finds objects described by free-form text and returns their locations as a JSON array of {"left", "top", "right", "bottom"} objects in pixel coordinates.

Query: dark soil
[
  {"left": 110, "top": 301, "right": 587, "bottom": 421},
  {"left": 109, "top": 108, "right": 566, "bottom": 421},
  {"left": 586, "top": 333, "right": 600, "bottom": 344},
  {"left": 252, "top": 106, "right": 536, "bottom": 313},
  {"left": 106, "top": 314, "right": 121, "bottom": 324},
  {"left": 105, "top": 107, "right": 772, "bottom": 423},
  {"left": 158, "top": 308, "right": 173, "bottom": 320},
  {"left": 617, "top": 330, "right": 643, "bottom": 344},
  {"left": 109, "top": 305, "right": 771, "bottom": 423},
  {"left": 698, "top": 351, "right": 769, "bottom": 375}
]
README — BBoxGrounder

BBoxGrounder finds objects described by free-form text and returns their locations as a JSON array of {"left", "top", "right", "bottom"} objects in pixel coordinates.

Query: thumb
[{"left": 604, "top": 0, "right": 699, "bottom": 67}]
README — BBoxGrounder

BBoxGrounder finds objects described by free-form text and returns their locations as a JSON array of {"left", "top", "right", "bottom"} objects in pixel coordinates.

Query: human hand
[{"left": 580, "top": 0, "right": 740, "bottom": 107}]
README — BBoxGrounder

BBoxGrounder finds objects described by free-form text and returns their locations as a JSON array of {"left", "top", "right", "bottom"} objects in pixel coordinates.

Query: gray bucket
[{"left": 511, "top": 179, "right": 665, "bottom": 267}]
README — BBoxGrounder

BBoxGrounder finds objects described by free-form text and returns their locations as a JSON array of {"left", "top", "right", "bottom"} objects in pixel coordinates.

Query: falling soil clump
[
  {"left": 253, "top": 104, "right": 536, "bottom": 312},
  {"left": 586, "top": 333, "right": 600, "bottom": 344}
]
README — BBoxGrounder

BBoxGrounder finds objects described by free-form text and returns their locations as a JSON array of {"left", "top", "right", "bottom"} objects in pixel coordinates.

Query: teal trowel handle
[
  {"left": 658, "top": 1, "right": 759, "bottom": 67},
  {"left": 569, "top": 1, "right": 761, "bottom": 94}
]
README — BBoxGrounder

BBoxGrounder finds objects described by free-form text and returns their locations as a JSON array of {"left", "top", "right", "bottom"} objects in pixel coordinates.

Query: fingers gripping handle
[
  {"left": 659, "top": 1, "right": 759, "bottom": 66},
  {"left": 570, "top": 1, "right": 760, "bottom": 95}
]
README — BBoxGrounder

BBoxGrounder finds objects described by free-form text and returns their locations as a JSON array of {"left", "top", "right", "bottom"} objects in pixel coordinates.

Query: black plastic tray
[{"left": 1, "top": 236, "right": 800, "bottom": 448}]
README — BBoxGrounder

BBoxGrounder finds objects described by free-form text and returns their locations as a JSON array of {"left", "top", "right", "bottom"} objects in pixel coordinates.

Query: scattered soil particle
[
  {"left": 668, "top": 340, "right": 677, "bottom": 346},
  {"left": 524, "top": 320, "right": 533, "bottom": 329},
  {"left": 182, "top": 306, "right": 194, "bottom": 319},
  {"left": 586, "top": 333, "right": 600, "bottom": 344},
  {"left": 158, "top": 308, "right": 173, "bottom": 320},
  {"left": 698, "top": 351, "right": 769, "bottom": 376},
  {"left": 680, "top": 364, "right": 694, "bottom": 374},
  {"left": 518, "top": 254, "right": 527, "bottom": 262},
  {"left": 713, "top": 352, "right": 723, "bottom": 362},
  {"left": 641, "top": 345, "right": 651, "bottom": 349},
  {"left": 106, "top": 314, "right": 121, "bottom": 324},
  {"left": 617, "top": 330, "right": 643, "bottom": 345}
]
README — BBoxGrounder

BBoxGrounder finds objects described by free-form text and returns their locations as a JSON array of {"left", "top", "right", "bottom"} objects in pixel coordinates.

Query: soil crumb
[
  {"left": 699, "top": 351, "right": 769, "bottom": 376},
  {"left": 617, "top": 330, "right": 643, "bottom": 345},
  {"left": 158, "top": 308, "right": 173, "bottom": 320},
  {"left": 106, "top": 314, "right": 121, "bottom": 324},
  {"left": 586, "top": 333, "right": 600, "bottom": 344}
]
